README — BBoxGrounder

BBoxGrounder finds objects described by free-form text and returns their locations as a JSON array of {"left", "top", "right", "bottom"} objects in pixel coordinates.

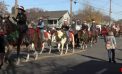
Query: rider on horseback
[
  {"left": 90, "top": 20, "right": 98, "bottom": 43},
  {"left": 16, "top": 6, "right": 28, "bottom": 33},
  {"left": 82, "top": 21, "right": 88, "bottom": 31},
  {"left": 37, "top": 17, "right": 45, "bottom": 40},
  {"left": 90, "top": 20, "right": 97, "bottom": 32},
  {"left": 61, "top": 19, "right": 70, "bottom": 43}
]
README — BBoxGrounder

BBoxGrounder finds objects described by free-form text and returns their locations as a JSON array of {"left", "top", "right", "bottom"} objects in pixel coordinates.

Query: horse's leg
[
  {"left": 82, "top": 42, "right": 85, "bottom": 50},
  {"left": 85, "top": 41, "right": 88, "bottom": 49},
  {"left": 72, "top": 41, "right": 75, "bottom": 53},
  {"left": 16, "top": 34, "right": 23, "bottom": 65},
  {"left": 25, "top": 44, "right": 30, "bottom": 62},
  {"left": 48, "top": 40, "right": 52, "bottom": 54},
  {"left": 0, "top": 53, "right": 5, "bottom": 69},
  {"left": 65, "top": 43, "right": 68, "bottom": 54},
  {"left": 16, "top": 43, "right": 21, "bottom": 65},
  {"left": 60, "top": 43, "right": 64, "bottom": 55},
  {"left": 39, "top": 42, "right": 45, "bottom": 54},
  {"left": 48, "top": 45, "right": 51, "bottom": 54},
  {"left": 32, "top": 42, "right": 38, "bottom": 60},
  {"left": 57, "top": 43, "right": 61, "bottom": 52},
  {"left": 89, "top": 37, "right": 92, "bottom": 47},
  {"left": 26, "top": 51, "right": 30, "bottom": 62},
  {"left": 72, "top": 35, "right": 75, "bottom": 53},
  {"left": 0, "top": 36, "right": 5, "bottom": 68},
  {"left": 80, "top": 41, "right": 83, "bottom": 49},
  {"left": 4, "top": 42, "right": 9, "bottom": 62}
]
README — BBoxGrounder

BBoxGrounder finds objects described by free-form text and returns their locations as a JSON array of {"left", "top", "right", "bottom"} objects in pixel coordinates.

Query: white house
[{"left": 42, "top": 10, "right": 70, "bottom": 28}]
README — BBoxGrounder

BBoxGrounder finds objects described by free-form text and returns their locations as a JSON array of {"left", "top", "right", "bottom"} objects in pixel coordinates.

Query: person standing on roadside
[{"left": 105, "top": 31, "right": 117, "bottom": 63}]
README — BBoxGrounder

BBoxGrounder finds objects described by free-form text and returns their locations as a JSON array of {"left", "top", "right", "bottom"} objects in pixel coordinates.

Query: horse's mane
[{"left": 3, "top": 16, "right": 18, "bottom": 34}]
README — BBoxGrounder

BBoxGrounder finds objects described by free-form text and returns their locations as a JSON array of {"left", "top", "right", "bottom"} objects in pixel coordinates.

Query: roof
[{"left": 42, "top": 10, "right": 69, "bottom": 19}]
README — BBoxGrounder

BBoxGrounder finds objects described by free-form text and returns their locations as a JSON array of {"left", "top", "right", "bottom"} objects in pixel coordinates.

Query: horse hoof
[
  {"left": 72, "top": 51, "right": 74, "bottom": 53},
  {"left": 60, "top": 53, "right": 63, "bottom": 55},
  {"left": 39, "top": 52, "right": 42, "bottom": 54},
  {"left": 34, "top": 54, "right": 38, "bottom": 60},
  {"left": 26, "top": 59, "right": 29, "bottom": 62},
  {"left": 35, "top": 57, "right": 38, "bottom": 60},
  {"left": 16, "top": 61, "right": 20, "bottom": 66}
]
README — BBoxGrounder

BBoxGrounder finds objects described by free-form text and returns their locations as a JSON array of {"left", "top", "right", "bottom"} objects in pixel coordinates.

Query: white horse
[{"left": 52, "top": 29, "right": 73, "bottom": 55}]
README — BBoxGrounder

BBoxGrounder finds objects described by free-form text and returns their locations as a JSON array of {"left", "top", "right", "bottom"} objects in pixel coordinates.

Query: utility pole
[
  {"left": 109, "top": 0, "right": 112, "bottom": 26},
  {"left": 15, "top": 0, "right": 18, "bottom": 17},
  {"left": 70, "top": 0, "right": 73, "bottom": 25}
]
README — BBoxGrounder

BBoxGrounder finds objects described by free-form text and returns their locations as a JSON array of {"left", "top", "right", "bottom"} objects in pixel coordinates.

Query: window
[{"left": 48, "top": 20, "right": 53, "bottom": 24}]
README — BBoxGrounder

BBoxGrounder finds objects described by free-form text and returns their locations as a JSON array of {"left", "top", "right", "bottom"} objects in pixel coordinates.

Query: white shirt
[{"left": 76, "top": 24, "right": 81, "bottom": 31}]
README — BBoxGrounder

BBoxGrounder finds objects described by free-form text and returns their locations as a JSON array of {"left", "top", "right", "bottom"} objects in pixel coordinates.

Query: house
[{"left": 42, "top": 10, "right": 70, "bottom": 28}]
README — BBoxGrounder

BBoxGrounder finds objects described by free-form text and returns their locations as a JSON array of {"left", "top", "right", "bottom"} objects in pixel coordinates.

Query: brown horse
[
  {"left": 78, "top": 29, "right": 89, "bottom": 50},
  {"left": 0, "top": 15, "right": 6, "bottom": 68},
  {"left": 2, "top": 16, "right": 30, "bottom": 65}
]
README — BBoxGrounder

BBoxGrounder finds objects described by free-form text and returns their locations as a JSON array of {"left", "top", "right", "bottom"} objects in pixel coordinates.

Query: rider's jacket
[{"left": 16, "top": 13, "right": 27, "bottom": 25}]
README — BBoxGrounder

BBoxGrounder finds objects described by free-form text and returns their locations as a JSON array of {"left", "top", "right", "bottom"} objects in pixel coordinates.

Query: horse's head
[{"left": 2, "top": 15, "right": 17, "bottom": 35}]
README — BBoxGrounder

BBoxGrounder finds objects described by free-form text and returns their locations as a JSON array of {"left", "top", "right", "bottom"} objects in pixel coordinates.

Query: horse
[
  {"left": 25, "top": 24, "right": 40, "bottom": 62},
  {"left": 89, "top": 28, "right": 98, "bottom": 45},
  {"left": 0, "top": 15, "right": 6, "bottom": 68},
  {"left": 2, "top": 15, "right": 34, "bottom": 65},
  {"left": 51, "top": 29, "right": 67, "bottom": 55},
  {"left": 78, "top": 29, "right": 89, "bottom": 50},
  {"left": 65, "top": 30, "right": 75, "bottom": 54},
  {"left": 39, "top": 29, "right": 52, "bottom": 54}
]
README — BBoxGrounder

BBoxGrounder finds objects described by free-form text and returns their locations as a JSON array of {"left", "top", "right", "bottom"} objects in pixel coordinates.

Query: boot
[{"left": 109, "top": 58, "right": 111, "bottom": 63}]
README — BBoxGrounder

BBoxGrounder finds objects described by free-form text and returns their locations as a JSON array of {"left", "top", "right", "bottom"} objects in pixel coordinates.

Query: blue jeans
[
  {"left": 66, "top": 31, "right": 69, "bottom": 37},
  {"left": 107, "top": 49, "right": 115, "bottom": 62},
  {"left": 40, "top": 29, "right": 44, "bottom": 40}
]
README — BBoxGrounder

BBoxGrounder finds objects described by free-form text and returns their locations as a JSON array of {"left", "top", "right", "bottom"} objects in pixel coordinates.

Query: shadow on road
[
  {"left": 116, "top": 58, "right": 122, "bottom": 61},
  {"left": 117, "top": 49, "right": 122, "bottom": 51},
  {"left": 62, "top": 54, "right": 122, "bottom": 74},
  {"left": 0, "top": 58, "right": 17, "bottom": 74},
  {"left": 62, "top": 60, "right": 122, "bottom": 74}
]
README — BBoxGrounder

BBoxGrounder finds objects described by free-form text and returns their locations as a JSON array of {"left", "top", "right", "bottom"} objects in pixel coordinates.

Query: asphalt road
[{"left": 0, "top": 37, "right": 122, "bottom": 74}]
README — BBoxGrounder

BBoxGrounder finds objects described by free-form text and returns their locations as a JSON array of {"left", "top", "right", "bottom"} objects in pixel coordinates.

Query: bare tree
[
  {"left": 0, "top": 1, "right": 8, "bottom": 16},
  {"left": 26, "top": 8, "right": 44, "bottom": 22},
  {"left": 74, "top": 3, "right": 112, "bottom": 24}
]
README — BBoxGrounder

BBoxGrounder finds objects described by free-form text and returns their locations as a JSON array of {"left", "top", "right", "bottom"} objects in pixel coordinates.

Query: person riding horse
[
  {"left": 82, "top": 21, "right": 88, "bottom": 31},
  {"left": 16, "top": 6, "right": 28, "bottom": 64},
  {"left": 90, "top": 20, "right": 97, "bottom": 32},
  {"left": 37, "top": 17, "right": 45, "bottom": 41},
  {"left": 90, "top": 20, "right": 98, "bottom": 43},
  {"left": 16, "top": 6, "right": 28, "bottom": 34},
  {"left": 61, "top": 19, "right": 70, "bottom": 43},
  {"left": 74, "top": 20, "right": 82, "bottom": 47}
]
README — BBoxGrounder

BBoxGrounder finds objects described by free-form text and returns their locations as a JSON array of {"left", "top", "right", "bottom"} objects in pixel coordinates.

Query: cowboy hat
[{"left": 17, "top": 6, "right": 25, "bottom": 12}]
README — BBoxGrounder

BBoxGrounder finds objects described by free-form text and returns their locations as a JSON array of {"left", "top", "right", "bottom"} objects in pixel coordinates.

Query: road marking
[{"left": 96, "top": 68, "right": 107, "bottom": 74}]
